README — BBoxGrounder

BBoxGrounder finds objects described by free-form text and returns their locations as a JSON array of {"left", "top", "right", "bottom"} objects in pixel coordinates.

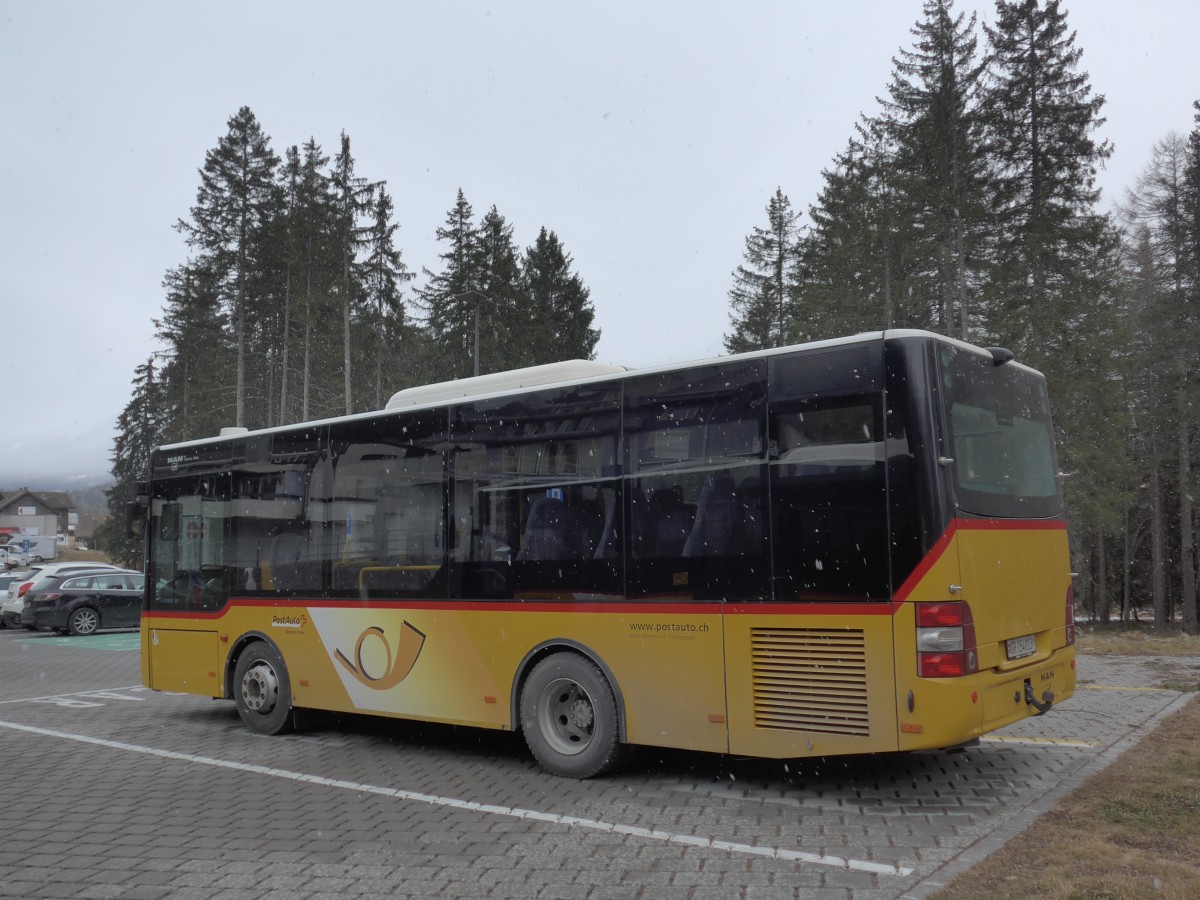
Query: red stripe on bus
[
  {"left": 144, "top": 597, "right": 899, "bottom": 618},
  {"left": 892, "top": 521, "right": 959, "bottom": 603},
  {"left": 892, "top": 517, "right": 1066, "bottom": 602}
]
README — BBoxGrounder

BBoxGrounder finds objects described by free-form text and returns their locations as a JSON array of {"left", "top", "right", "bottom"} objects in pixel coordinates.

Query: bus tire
[
  {"left": 520, "top": 652, "right": 622, "bottom": 779},
  {"left": 233, "top": 641, "right": 295, "bottom": 735}
]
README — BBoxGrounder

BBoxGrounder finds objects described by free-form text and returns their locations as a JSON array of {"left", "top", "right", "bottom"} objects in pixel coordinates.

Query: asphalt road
[{"left": 0, "top": 627, "right": 1195, "bottom": 899}]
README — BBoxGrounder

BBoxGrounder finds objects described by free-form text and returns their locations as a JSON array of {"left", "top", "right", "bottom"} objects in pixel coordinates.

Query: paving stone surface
[{"left": 0, "top": 629, "right": 1195, "bottom": 899}]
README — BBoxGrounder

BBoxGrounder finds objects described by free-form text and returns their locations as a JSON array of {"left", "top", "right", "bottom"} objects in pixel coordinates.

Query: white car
[{"left": 1, "top": 562, "right": 128, "bottom": 629}]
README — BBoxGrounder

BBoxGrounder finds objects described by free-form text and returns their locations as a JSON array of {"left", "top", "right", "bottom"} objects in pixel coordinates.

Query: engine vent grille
[{"left": 751, "top": 628, "right": 870, "bottom": 736}]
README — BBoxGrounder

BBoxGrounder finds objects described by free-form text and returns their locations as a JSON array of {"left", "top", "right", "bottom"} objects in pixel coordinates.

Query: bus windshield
[{"left": 938, "top": 344, "right": 1062, "bottom": 519}]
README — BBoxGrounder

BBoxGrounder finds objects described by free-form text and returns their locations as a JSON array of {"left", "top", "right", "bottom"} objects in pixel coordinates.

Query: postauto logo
[{"left": 333, "top": 621, "right": 427, "bottom": 690}]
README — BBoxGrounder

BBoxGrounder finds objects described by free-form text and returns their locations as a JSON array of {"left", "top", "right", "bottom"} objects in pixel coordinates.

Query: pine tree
[
  {"left": 980, "top": 0, "right": 1112, "bottom": 351},
  {"left": 103, "top": 358, "right": 166, "bottom": 568},
  {"left": 475, "top": 205, "right": 524, "bottom": 374},
  {"left": 1185, "top": 102, "right": 1200, "bottom": 295},
  {"left": 359, "top": 184, "right": 415, "bottom": 408},
  {"left": 799, "top": 125, "right": 918, "bottom": 338},
  {"left": 879, "top": 0, "right": 989, "bottom": 339},
  {"left": 154, "top": 262, "right": 234, "bottom": 442},
  {"left": 1121, "top": 133, "right": 1196, "bottom": 629},
  {"left": 416, "top": 189, "right": 484, "bottom": 380},
  {"left": 1122, "top": 126, "right": 1200, "bottom": 632},
  {"left": 330, "top": 132, "right": 375, "bottom": 414},
  {"left": 176, "top": 106, "right": 279, "bottom": 427},
  {"left": 521, "top": 227, "right": 600, "bottom": 365},
  {"left": 291, "top": 138, "right": 337, "bottom": 421},
  {"left": 724, "top": 188, "right": 801, "bottom": 353}
]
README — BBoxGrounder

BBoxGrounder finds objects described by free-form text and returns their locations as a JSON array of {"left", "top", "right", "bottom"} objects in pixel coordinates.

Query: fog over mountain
[{"left": 0, "top": 418, "right": 115, "bottom": 489}]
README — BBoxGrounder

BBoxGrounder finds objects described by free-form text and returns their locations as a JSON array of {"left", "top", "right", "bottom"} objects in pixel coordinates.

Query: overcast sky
[{"left": 1, "top": 0, "right": 1195, "bottom": 487}]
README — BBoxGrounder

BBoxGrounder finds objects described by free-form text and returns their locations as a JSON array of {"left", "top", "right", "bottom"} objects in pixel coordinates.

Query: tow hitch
[{"left": 1024, "top": 680, "right": 1054, "bottom": 715}]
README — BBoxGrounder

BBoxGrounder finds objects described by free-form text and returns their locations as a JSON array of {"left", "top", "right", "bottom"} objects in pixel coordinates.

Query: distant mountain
[
  {"left": 0, "top": 417, "right": 115, "bottom": 491},
  {"left": 1, "top": 474, "right": 113, "bottom": 494},
  {"left": 0, "top": 480, "right": 112, "bottom": 512}
]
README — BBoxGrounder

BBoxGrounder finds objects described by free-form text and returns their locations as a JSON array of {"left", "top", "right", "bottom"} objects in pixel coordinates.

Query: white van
[{"left": 2, "top": 536, "right": 57, "bottom": 565}]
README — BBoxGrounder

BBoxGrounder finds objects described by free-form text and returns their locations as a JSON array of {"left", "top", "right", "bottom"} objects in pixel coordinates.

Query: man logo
[{"left": 334, "top": 621, "right": 427, "bottom": 690}]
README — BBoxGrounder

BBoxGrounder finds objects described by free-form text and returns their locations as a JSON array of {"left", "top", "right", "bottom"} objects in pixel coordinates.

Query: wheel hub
[
  {"left": 569, "top": 698, "right": 594, "bottom": 731},
  {"left": 241, "top": 663, "right": 279, "bottom": 713}
]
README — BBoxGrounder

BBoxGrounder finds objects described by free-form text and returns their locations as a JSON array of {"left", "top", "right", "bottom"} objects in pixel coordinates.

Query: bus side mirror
[{"left": 126, "top": 499, "right": 148, "bottom": 541}]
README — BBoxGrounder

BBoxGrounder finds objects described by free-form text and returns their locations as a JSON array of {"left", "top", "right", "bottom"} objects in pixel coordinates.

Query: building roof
[{"left": 0, "top": 489, "right": 76, "bottom": 515}]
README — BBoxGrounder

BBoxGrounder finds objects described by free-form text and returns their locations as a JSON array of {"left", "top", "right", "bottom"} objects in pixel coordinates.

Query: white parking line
[
  {"left": 0, "top": 685, "right": 146, "bottom": 705},
  {"left": 983, "top": 735, "right": 1097, "bottom": 748},
  {"left": 0, "top": 718, "right": 913, "bottom": 877}
]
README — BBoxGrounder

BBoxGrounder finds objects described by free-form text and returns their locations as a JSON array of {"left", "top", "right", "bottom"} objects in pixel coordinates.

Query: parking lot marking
[
  {"left": 1079, "top": 684, "right": 1174, "bottom": 692},
  {"left": 0, "top": 685, "right": 146, "bottom": 706},
  {"left": 982, "top": 736, "right": 1097, "bottom": 748},
  {"left": 0, "top": 718, "right": 913, "bottom": 877},
  {"left": 17, "top": 633, "right": 140, "bottom": 652}
]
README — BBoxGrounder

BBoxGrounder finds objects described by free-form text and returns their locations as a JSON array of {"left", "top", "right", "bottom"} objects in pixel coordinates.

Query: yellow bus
[{"left": 138, "top": 330, "right": 1075, "bottom": 778}]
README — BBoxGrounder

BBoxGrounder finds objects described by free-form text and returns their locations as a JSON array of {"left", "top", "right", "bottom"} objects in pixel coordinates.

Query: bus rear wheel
[
  {"left": 520, "top": 652, "right": 622, "bottom": 779},
  {"left": 233, "top": 642, "right": 295, "bottom": 735}
]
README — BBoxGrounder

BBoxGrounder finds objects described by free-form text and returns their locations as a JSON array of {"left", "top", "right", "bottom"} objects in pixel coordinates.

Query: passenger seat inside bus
[
  {"left": 516, "top": 496, "right": 588, "bottom": 562},
  {"left": 682, "top": 471, "right": 734, "bottom": 557},
  {"left": 644, "top": 486, "right": 695, "bottom": 557},
  {"left": 592, "top": 489, "right": 620, "bottom": 560}
]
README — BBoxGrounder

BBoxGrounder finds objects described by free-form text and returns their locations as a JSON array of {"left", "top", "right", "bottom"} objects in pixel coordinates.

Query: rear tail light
[
  {"left": 17, "top": 582, "right": 31, "bottom": 598},
  {"left": 1065, "top": 585, "right": 1075, "bottom": 645},
  {"left": 916, "top": 601, "right": 978, "bottom": 677}
]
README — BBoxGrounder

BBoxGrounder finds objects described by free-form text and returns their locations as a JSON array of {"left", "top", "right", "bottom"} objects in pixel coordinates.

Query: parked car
[
  {"left": 1, "top": 562, "right": 128, "bottom": 629},
  {"left": 24, "top": 570, "right": 144, "bottom": 635},
  {"left": 0, "top": 572, "right": 29, "bottom": 628}
]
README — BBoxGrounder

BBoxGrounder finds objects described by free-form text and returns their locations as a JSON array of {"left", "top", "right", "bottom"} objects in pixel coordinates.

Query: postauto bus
[{"left": 137, "top": 330, "right": 1075, "bottom": 777}]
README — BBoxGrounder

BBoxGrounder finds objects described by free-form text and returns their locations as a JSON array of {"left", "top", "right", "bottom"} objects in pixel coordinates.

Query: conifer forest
[{"left": 106, "top": 0, "right": 1200, "bottom": 633}]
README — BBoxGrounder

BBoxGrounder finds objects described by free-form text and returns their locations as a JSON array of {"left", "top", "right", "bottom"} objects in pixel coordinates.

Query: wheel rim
[
  {"left": 72, "top": 609, "right": 98, "bottom": 635},
  {"left": 241, "top": 661, "right": 279, "bottom": 714},
  {"left": 536, "top": 676, "right": 595, "bottom": 756}
]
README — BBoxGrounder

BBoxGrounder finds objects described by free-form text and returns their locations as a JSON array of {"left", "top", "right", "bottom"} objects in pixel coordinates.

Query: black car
[{"left": 23, "top": 570, "right": 144, "bottom": 635}]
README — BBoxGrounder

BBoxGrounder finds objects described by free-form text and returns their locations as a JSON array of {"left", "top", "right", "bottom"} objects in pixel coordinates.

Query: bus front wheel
[
  {"left": 233, "top": 642, "right": 295, "bottom": 735},
  {"left": 520, "top": 652, "right": 622, "bottom": 779}
]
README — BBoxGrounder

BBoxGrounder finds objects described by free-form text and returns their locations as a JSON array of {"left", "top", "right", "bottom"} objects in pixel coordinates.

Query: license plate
[{"left": 1006, "top": 634, "right": 1036, "bottom": 660}]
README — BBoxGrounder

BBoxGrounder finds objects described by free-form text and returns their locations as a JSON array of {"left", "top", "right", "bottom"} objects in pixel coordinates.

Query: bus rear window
[{"left": 939, "top": 345, "right": 1062, "bottom": 519}]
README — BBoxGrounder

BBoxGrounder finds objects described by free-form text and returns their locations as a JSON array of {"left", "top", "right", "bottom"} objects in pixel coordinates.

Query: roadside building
[{"left": 0, "top": 488, "right": 77, "bottom": 546}]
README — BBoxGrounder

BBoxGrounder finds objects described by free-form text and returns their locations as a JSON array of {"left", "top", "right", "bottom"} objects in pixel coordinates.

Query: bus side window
[
  {"left": 624, "top": 361, "right": 771, "bottom": 602},
  {"left": 768, "top": 396, "right": 889, "bottom": 601},
  {"left": 325, "top": 411, "right": 448, "bottom": 600},
  {"left": 451, "top": 386, "right": 623, "bottom": 602}
]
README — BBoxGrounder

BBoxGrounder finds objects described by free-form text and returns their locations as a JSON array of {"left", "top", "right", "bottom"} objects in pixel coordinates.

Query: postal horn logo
[{"left": 334, "top": 621, "right": 427, "bottom": 690}]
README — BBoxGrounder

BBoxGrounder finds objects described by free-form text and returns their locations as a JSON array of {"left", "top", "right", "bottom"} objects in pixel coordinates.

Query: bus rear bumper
[
  {"left": 980, "top": 645, "right": 1076, "bottom": 731},
  {"left": 898, "top": 645, "right": 1076, "bottom": 751}
]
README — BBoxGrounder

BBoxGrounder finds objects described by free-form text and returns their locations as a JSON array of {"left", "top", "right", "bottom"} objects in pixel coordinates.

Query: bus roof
[
  {"left": 155, "top": 329, "right": 1040, "bottom": 453},
  {"left": 384, "top": 359, "right": 629, "bottom": 409}
]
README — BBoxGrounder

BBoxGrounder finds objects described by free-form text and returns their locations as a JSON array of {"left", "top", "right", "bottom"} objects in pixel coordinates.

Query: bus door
[{"left": 144, "top": 472, "right": 232, "bottom": 696}]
